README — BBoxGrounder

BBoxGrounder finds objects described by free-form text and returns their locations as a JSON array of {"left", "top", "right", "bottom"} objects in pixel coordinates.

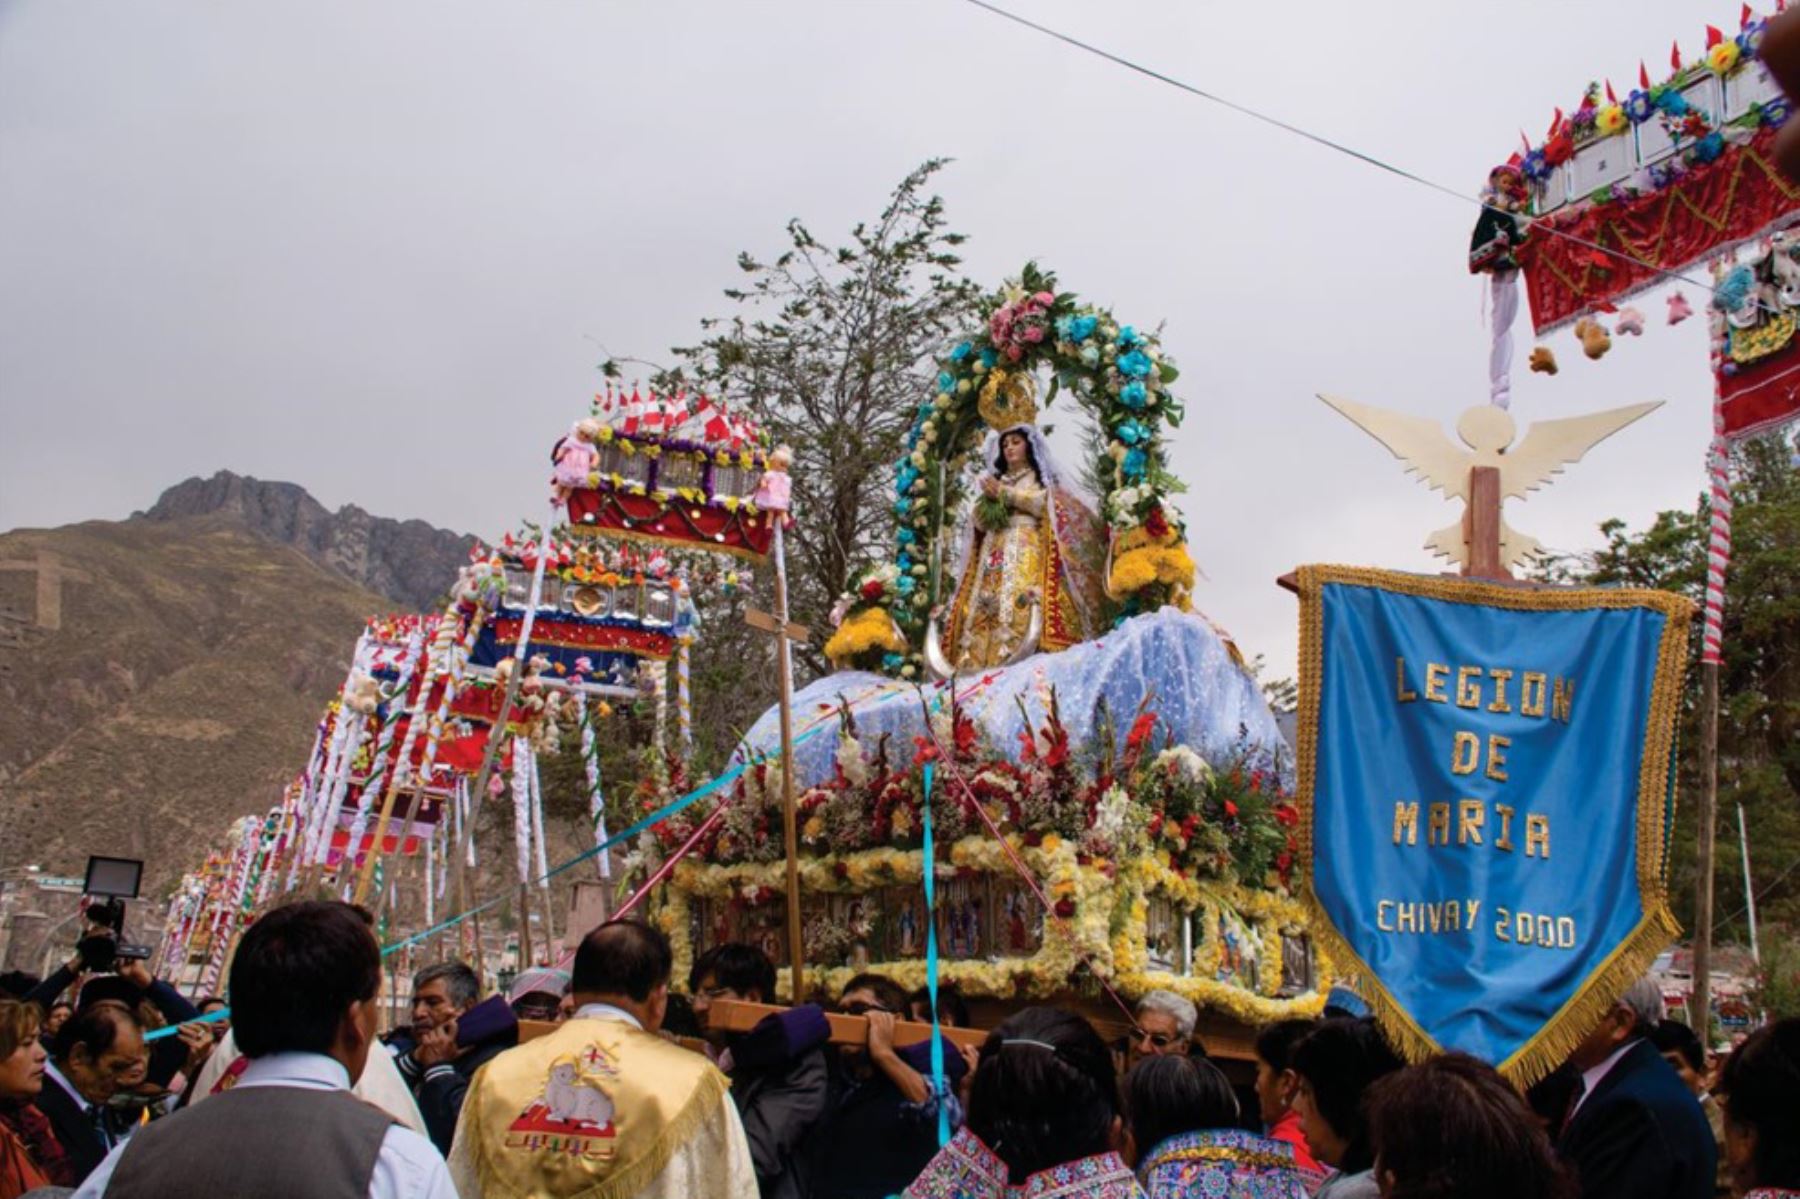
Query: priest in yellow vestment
[{"left": 448, "top": 921, "right": 757, "bottom": 1199}]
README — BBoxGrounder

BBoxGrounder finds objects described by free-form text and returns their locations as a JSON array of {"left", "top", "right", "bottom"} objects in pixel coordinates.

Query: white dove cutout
[{"left": 1319, "top": 395, "right": 1662, "bottom": 572}]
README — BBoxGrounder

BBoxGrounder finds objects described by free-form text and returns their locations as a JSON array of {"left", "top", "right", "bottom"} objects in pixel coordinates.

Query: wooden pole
[
  {"left": 1464, "top": 466, "right": 1510, "bottom": 581},
  {"left": 772, "top": 523, "right": 806, "bottom": 1003},
  {"left": 1692, "top": 661, "right": 1719, "bottom": 1037}
]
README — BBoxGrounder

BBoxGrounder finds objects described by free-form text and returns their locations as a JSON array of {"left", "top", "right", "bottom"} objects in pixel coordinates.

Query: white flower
[
  {"left": 1154, "top": 745, "right": 1213, "bottom": 783},
  {"left": 837, "top": 732, "right": 869, "bottom": 786}
]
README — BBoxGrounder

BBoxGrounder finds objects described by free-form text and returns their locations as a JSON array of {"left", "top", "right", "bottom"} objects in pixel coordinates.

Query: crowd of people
[{"left": 0, "top": 902, "right": 1795, "bottom": 1198}]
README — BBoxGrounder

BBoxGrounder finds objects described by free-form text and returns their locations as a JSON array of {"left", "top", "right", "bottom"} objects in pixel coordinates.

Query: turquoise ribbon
[{"left": 921, "top": 762, "right": 949, "bottom": 1148}]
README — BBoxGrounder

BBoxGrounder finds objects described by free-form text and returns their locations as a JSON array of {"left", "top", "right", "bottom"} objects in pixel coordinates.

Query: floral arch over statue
[{"left": 825, "top": 263, "right": 1198, "bottom": 677}]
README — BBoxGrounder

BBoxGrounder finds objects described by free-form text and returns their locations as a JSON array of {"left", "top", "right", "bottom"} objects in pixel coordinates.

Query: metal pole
[{"left": 1739, "top": 802, "right": 1760, "bottom": 964}]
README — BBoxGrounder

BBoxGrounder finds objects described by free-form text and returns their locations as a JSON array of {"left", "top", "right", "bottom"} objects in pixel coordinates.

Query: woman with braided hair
[{"left": 902, "top": 1006, "right": 1144, "bottom": 1198}]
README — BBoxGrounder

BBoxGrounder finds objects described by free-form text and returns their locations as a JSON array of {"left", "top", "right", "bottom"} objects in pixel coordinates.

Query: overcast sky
[{"left": 0, "top": 0, "right": 1745, "bottom": 679}]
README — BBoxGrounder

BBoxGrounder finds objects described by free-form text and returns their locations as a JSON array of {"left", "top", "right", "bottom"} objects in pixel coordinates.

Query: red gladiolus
[
  {"left": 1126, "top": 713, "right": 1157, "bottom": 749},
  {"left": 1017, "top": 728, "right": 1038, "bottom": 761}
]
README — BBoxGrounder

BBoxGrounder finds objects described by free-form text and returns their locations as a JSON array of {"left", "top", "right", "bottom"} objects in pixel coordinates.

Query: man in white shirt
[{"left": 74, "top": 901, "right": 457, "bottom": 1199}]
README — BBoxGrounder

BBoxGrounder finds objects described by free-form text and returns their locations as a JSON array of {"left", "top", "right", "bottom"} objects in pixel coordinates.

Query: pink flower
[
  {"left": 1006, "top": 344, "right": 1025, "bottom": 362},
  {"left": 1033, "top": 291, "right": 1054, "bottom": 306},
  {"left": 1023, "top": 326, "right": 1045, "bottom": 343}
]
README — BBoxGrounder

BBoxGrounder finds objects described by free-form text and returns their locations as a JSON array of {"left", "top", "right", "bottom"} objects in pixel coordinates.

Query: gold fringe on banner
[{"left": 1292, "top": 565, "right": 1693, "bottom": 1089}]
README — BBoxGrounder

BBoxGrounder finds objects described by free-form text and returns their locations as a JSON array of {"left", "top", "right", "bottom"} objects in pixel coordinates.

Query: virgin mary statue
[{"left": 929, "top": 370, "right": 1104, "bottom": 675}]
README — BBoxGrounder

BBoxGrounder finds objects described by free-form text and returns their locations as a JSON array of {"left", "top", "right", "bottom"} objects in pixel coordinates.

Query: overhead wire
[{"left": 958, "top": 0, "right": 1731, "bottom": 302}]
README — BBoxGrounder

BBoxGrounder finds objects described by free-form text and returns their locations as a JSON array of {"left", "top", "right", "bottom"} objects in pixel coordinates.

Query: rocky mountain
[
  {"left": 138, "top": 471, "right": 477, "bottom": 611},
  {"left": 0, "top": 478, "right": 475, "bottom": 954}
]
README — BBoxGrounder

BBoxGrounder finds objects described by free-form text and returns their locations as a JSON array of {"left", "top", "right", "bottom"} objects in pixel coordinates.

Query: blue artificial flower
[
  {"left": 936, "top": 371, "right": 954, "bottom": 392},
  {"left": 896, "top": 465, "right": 919, "bottom": 494},
  {"left": 1691, "top": 131, "right": 1725, "bottom": 164},
  {"left": 1070, "top": 314, "right": 1098, "bottom": 342},
  {"left": 1713, "top": 264, "right": 1756, "bottom": 313},
  {"left": 1122, "top": 447, "right": 1148, "bottom": 479},
  {"left": 949, "top": 342, "right": 973, "bottom": 362},
  {"left": 1766, "top": 97, "right": 1794, "bottom": 128},
  {"left": 1656, "top": 89, "right": 1690, "bottom": 117},
  {"left": 895, "top": 498, "right": 911, "bottom": 516},
  {"left": 1120, "top": 381, "right": 1148, "bottom": 410},
  {"left": 1116, "top": 325, "right": 1140, "bottom": 348},
  {"left": 1054, "top": 315, "right": 1074, "bottom": 340},
  {"left": 1521, "top": 148, "right": 1550, "bottom": 183},
  {"left": 1118, "top": 349, "right": 1153, "bottom": 379},
  {"left": 1115, "top": 419, "right": 1147, "bottom": 446},
  {"left": 897, "top": 553, "right": 914, "bottom": 572},
  {"left": 979, "top": 347, "right": 998, "bottom": 368},
  {"left": 896, "top": 576, "right": 916, "bottom": 595},
  {"left": 897, "top": 527, "right": 916, "bottom": 545},
  {"left": 1626, "top": 89, "right": 1654, "bottom": 125},
  {"left": 882, "top": 652, "right": 905, "bottom": 670}
]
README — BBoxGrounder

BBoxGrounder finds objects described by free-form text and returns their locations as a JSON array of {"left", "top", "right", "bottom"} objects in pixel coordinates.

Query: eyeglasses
[
  {"left": 1132, "top": 1028, "right": 1180, "bottom": 1050},
  {"left": 839, "top": 1002, "right": 893, "bottom": 1018}
]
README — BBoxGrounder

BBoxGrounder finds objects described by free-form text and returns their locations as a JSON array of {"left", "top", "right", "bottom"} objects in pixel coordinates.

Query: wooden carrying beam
[{"left": 708, "top": 999, "right": 988, "bottom": 1050}]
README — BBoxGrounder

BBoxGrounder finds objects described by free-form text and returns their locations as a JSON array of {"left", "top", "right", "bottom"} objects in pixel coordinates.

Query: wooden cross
[
  {"left": 741, "top": 531, "right": 812, "bottom": 1001},
  {"left": 0, "top": 551, "right": 91, "bottom": 631}
]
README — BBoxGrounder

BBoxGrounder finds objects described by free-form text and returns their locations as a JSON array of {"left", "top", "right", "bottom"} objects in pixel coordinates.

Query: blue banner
[{"left": 1296, "top": 566, "right": 1690, "bottom": 1085}]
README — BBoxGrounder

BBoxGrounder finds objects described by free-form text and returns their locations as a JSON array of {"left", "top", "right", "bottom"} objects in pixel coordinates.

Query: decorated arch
[{"left": 825, "top": 264, "right": 1199, "bottom": 675}]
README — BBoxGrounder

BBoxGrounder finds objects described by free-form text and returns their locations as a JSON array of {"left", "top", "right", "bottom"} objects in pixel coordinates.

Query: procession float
[{"left": 601, "top": 265, "right": 1332, "bottom": 1037}]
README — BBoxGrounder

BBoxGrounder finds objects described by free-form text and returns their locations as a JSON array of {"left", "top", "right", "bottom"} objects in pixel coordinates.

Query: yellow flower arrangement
[
  {"left": 663, "top": 835, "right": 1330, "bottom": 1018},
  {"left": 823, "top": 606, "right": 906, "bottom": 666},
  {"left": 1110, "top": 542, "right": 1196, "bottom": 595},
  {"left": 1596, "top": 104, "right": 1628, "bottom": 137},
  {"left": 1708, "top": 40, "right": 1741, "bottom": 75}
]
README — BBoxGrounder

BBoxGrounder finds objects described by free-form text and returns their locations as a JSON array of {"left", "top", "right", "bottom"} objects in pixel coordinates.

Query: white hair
[
  {"left": 1135, "top": 989, "right": 1198, "bottom": 1040},
  {"left": 1618, "top": 976, "right": 1666, "bottom": 1030}
]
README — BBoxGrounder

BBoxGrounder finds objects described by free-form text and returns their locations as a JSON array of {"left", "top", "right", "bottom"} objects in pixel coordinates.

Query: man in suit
[
  {"left": 1557, "top": 977, "right": 1717, "bottom": 1199},
  {"left": 36, "top": 1000, "right": 144, "bottom": 1185}
]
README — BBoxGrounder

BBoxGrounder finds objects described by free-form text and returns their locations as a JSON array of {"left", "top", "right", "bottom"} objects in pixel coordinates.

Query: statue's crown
[{"left": 977, "top": 368, "right": 1039, "bottom": 431}]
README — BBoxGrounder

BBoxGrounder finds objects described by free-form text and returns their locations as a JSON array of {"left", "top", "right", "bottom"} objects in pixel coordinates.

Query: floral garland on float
[
  {"left": 823, "top": 263, "right": 1194, "bottom": 677},
  {"left": 637, "top": 690, "right": 1324, "bottom": 1021}
]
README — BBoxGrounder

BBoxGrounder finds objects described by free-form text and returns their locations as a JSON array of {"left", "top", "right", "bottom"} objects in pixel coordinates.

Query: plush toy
[
  {"left": 1614, "top": 307, "right": 1646, "bottom": 336},
  {"left": 551, "top": 418, "right": 604, "bottom": 497},
  {"left": 752, "top": 445, "right": 795, "bottom": 525},
  {"left": 343, "top": 672, "right": 381, "bottom": 716},
  {"left": 1573, "top": 316, "right": 1612, "bottom": 360},
  {"left": 1529, "top": 346, "right": 1560, "bottom": 375},
  {"left": 1668, "top": 291, "right": 1695, "bottom": 324}
]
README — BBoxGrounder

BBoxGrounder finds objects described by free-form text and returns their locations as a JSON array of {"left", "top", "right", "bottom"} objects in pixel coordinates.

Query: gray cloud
[{"left": 0, "top": 0, "right": 1733, "bottom": 679}]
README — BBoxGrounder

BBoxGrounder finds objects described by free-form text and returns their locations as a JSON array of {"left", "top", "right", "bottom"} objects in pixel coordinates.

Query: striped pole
[
  {"left": 528, "top": 745, "right": 554, "bottom": 948},
  {"left": 676, "top": 637, "right": 693, "bottom": 761},
  {"left": 1702, "top": 399, "right": 1733, "bottom": 667},
  {"left": 337, "top": 630, "right": 428, "bottom": 886},
  {"left": 578, "top": 694, "right": 610, "bottom": 878}
]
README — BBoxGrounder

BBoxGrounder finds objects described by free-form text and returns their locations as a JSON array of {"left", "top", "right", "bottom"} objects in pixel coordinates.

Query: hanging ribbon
[{"left": 921, "top": 762, "right": 949, "bottom": 1148}]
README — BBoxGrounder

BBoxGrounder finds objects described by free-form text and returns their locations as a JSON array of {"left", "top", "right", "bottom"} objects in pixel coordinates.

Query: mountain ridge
[{"left": 135, "top": 470, "right": 477, "bottom": 611}]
